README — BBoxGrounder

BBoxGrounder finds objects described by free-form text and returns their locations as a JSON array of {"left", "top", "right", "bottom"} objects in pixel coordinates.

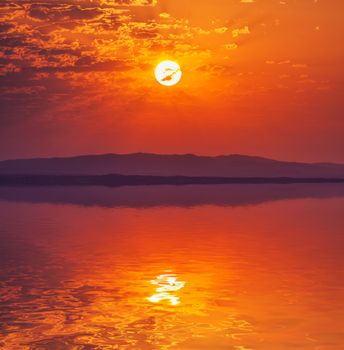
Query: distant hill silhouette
[{"left": 0, "top": 153, "right": 344, "bottom": 178}]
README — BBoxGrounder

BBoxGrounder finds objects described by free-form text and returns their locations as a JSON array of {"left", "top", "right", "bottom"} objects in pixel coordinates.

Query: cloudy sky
[{"left": 0, "top": 0, "right": 343, "bottom": 161}]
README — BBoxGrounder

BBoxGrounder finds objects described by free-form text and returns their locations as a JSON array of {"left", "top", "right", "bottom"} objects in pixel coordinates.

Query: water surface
[{"left": 0, "top": 185, "right": 343, "bottom": 349}]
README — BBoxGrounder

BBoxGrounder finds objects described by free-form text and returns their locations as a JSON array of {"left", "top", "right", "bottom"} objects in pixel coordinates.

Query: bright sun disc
[{"left": 155, "top": 60, "right": 182, "bottom": 86}]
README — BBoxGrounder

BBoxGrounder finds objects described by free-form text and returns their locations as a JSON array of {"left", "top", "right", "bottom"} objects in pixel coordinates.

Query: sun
[{"left": 155, "top": 60, "right": 182, "bottom": 86}]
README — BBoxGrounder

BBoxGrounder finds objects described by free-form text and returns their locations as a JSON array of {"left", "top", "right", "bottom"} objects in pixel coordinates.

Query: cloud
[
  {"left": 0, "top": 0, "right": 211, "bottom": 127},
  {"left": 232, "top": 26, "right": 250, "bottom": 38},
  {"left": 214, "top": 27, "right": 228, "bottom": 34},
  {"left": 224, "top": 43, "right": 238, "bottom": 50},
  {"left": 27, "top": 4, "right": 103, "bottom": 22},
  {"left": 292, "top": 63, "right": 308, "bottom": 69}
]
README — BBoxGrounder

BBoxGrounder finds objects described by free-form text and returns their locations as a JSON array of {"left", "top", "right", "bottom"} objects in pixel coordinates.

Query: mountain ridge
[{"left": 0, "top": 153, "right": 343, "bottom": 178}]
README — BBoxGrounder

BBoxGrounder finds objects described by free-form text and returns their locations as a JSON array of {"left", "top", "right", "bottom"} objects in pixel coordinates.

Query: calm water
[{"left": 0, "top": 185, "right": 343, "bottom": 349}]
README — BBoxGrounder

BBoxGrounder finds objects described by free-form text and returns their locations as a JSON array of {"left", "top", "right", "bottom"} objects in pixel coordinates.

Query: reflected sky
[{"left": 0, "top": 192, "right": 343, "bottom": 349}]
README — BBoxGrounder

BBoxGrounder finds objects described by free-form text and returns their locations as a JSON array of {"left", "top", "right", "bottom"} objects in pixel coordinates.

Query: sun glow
[
  {"left": 155, "top": 60, "right": 182, "bottom": 86},
  {"left": 147, "top": 274, "right": 185, "bottom": 305}
]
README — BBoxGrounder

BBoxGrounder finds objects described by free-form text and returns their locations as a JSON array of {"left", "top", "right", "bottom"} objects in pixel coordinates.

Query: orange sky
[{"left": 0, "top": 0, "right": 343, "bottom": 161}]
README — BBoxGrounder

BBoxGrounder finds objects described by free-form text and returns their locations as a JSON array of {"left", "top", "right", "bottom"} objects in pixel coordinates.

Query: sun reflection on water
[
  {"left": 1, "top": 198, "right": 344, "bottom": 349},
  {"left": 147, "top": 274, "right": 185, "bottom": 306}
]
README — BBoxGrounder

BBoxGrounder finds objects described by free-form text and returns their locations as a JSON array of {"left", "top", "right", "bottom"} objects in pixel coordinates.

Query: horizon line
[{"left": 1, "top": 152, "right": 343, "bottom": 166}]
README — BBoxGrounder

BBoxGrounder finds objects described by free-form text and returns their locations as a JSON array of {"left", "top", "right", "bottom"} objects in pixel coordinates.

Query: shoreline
[{"left": 1, "top": 174, "right": 344, "bottom": 187}]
